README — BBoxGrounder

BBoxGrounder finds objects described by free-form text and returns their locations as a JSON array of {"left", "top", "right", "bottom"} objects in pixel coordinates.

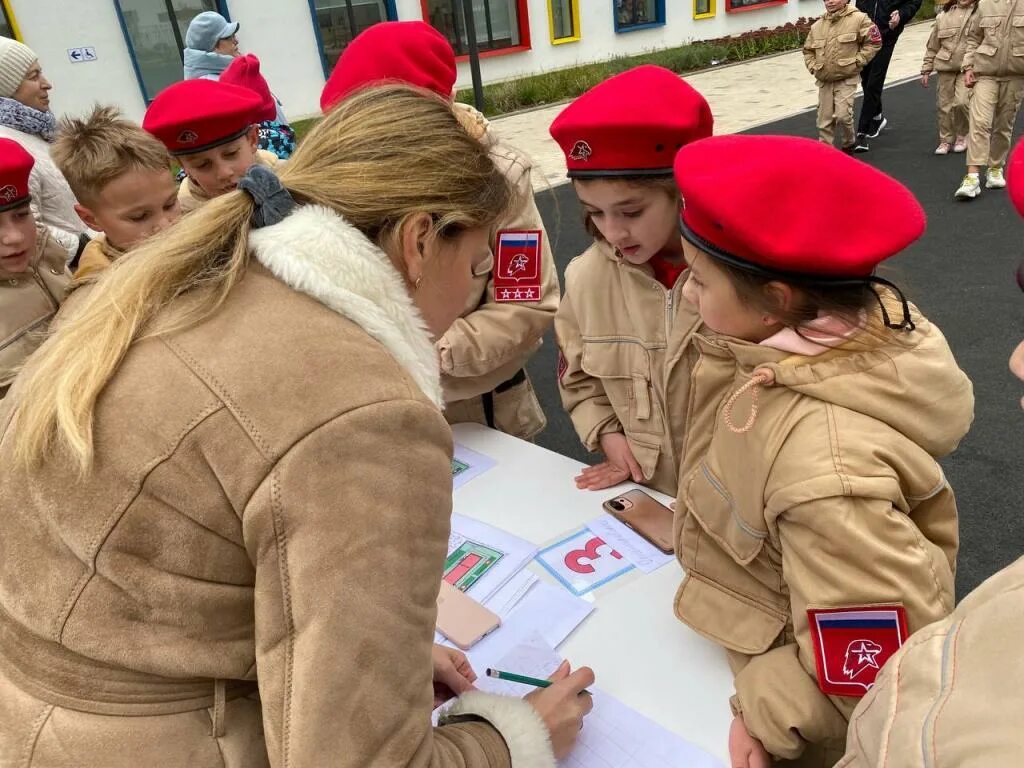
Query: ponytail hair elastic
[{"left": 238, "top": 164, "right": 295, "bottom": 229}]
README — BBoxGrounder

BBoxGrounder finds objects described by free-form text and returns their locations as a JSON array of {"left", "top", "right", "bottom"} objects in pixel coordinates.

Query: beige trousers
[
  {"left": 966, "top": 75, "right": 1024, "bottom": 168},
  {"left": 936, "top": 71, "right": 971, "bottom": 144},
  {"left": 816, "top": 76, "right": 860, "bottom": 147}
]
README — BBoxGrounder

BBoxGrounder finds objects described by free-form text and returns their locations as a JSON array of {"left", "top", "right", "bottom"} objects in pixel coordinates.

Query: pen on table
[{"left": 486, "top": 668, "right": 592, "bottom": 695}]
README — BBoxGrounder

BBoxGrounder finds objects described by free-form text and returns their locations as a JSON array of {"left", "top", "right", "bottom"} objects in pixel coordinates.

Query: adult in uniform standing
[{"left": 321, "top": 22, "right": 559, "bottom": 440}]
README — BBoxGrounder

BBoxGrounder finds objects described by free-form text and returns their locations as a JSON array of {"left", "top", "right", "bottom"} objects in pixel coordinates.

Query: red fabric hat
[
  {"left": 320, "top": 21, "right": 457, "bottom": 112},
  {"left": 1008, "top": 140, "right": 1024, "bottom": 217},
  {"left": 221, "top": 54, "right": 277, "bottom": 123},
  {"left": 549, "top": 65, "right": 713, "bottom": 178},
  {"left": 675, "top": 135, "right": 925, "bottom": 279},
  {"left": 0, "top": 137, "right": 33, "bottom": 212},
  {"left": 143, "top": 79, "right": 262, "bottom": 156}
]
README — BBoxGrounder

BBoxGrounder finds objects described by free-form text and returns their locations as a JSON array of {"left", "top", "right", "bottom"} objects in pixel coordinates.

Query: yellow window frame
[
  {"left": 694, "top": 0, "right": 716, "bottom": 19},
  {"left": 1, "top": 0, "right": 21, "bottom": 39},
  {"left": 548, "top": 0, "right": 581, "bottom": 44}
]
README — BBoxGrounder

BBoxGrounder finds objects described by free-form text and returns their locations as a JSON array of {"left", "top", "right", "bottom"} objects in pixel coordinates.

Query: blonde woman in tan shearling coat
[{"left": 0, "top": 87, "right": 593, "bottom": 768}]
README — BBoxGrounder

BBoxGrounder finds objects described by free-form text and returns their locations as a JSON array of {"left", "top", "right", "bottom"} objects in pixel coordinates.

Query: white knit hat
[{"left": 0, "top": 38, "right": 37, "bottom": 99}]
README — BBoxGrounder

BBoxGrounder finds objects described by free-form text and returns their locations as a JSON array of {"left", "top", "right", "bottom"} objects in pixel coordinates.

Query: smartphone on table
[
  {"left": 435, "top": 580, "right": 501, "bottom": 650},
  {"left": 602, "top": 489, "right": 675, "bottom": 554}
]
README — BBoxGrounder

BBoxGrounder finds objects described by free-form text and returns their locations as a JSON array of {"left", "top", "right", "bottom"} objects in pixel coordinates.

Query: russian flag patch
[
  {"left": 494, "top": 230, "right": 542, "bottom": 303},
  {"left": 807, "top": 605, "right": 908, "bottom": 697}
]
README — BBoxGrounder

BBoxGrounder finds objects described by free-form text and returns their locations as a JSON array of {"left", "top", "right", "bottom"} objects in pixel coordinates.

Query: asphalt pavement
[{"left": 525, "top": 79, "right": 1024, "bottom": 597}]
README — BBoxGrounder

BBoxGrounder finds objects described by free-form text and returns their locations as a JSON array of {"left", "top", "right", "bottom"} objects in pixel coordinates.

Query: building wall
[{"left": 5, "top": 0, "right": 818, "bottom": 122}]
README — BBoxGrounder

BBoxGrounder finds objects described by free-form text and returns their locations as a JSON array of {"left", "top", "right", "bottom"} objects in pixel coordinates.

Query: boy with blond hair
[{"left": 51, "top": 106, "right": 180, "bottom": 279}]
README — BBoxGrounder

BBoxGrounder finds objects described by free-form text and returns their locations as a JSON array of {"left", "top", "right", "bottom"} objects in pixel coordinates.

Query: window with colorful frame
[
  {"left": 548, "top": 0, "right": 580, "bottom": 44},
  {"left": 422, "top": 0, "right": 531, "bottom": 58},
  {"left": 694, "top": 0, "right": 716, "bottom": 19},
  {"left": 725, "top": 0, "right": 786, "bottom": 12},
  {"left": 307, "top": 0, "right": 398, "bottom": 78},
  {"left": 113, "top": 0, "right": 231, "bottom": 102},
  {"left": 614, "top": 0, "right": 665, "bottom": 32},
  {"left": 1, "top": 0, "right": 19, "bottom": 39}
]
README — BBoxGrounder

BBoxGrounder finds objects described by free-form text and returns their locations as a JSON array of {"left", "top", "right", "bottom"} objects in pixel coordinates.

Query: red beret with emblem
[
  {"left": 320, "top": 21, "right": 457, "bottom": 112},
  {"left": 143, "top": 79, "right": 262, "bottom": 156},
  {"left": 221, "top": 54, "right": 277, "bottom": 123},
  {"left": 0, "top": 137, "right": 34, "bottom": 212},
  {"left": 675, "top": 135, "right": 925, "bottom": 278},
  {"left": 1008, "top": 139, "right": 1024, "bottom": 218},
  {"left": 549, "top": 65, "right": 713, "bottom": 178}
]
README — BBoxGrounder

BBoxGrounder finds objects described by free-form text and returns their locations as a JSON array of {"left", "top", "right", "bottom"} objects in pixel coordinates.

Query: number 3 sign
[{"left": 537, "top": 528, "right": 635, "bottom": 596}]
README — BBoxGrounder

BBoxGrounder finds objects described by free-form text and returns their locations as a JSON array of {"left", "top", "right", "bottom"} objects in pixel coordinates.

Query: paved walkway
[{"left": 492, "top": 21, "right": 934, "bottom": 190}]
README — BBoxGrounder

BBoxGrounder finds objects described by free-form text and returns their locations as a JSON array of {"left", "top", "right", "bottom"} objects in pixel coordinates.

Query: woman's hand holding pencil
[{"left": 518, "top": 660, "right": 595, "bottom": 759}]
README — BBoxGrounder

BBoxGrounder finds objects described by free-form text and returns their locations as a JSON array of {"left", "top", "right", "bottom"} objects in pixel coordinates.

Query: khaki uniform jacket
[
  {"left": 0, "top": 206, "right": 555, "bottom": 768},
  {"left": 837, "top": 554, "right": 1024, "bottom": 768},
  {"left": 922, "top": 4, "right": 977, "bottom": 73},
  {"left": 672, "top": 309, "right": 974, "bottom": 764},
  {"left": 963, "top": 0, "right": 1024, "bottom": 75},
  {"left": 804, "top": 5, "right": 882, "bottom": 82},
  {"left": 441, "top": 104, "right": 559, "bottom": 440},
  {"left": 177, "top": 149, "right": 280, "bottom": 215},
  {"left": 73, "top": 233, "right": 124, "bottom": 282},
  {"left": 0, "top": 225, "right": 70, "bottom": 397},
  {"left": 555, "top": 240, "right": 703, "bottom": 495}
]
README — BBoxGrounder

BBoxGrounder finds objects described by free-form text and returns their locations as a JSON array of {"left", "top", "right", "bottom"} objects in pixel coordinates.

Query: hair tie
[{"left": 238, "top": 164, "right": 294, "bottom": 229}]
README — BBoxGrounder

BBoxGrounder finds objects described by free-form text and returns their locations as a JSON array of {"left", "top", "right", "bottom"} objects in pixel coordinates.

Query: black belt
[{"left": 482, "top": 369, "right": 527, "bottom": 429}]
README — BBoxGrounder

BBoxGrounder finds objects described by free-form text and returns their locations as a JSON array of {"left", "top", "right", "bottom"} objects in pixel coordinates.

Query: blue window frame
[
  {"left": 113, "top": 0, "right": 231, "bottom": 103},
  {"left": 613, "top": 0, "right": 666, "bottom": 32},
  {"left": 307, "top": 0, "right": 398, "bottom": 79}
]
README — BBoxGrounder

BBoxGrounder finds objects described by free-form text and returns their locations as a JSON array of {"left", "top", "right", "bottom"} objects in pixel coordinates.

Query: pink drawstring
[{"left": 722, "top": 370, "right": 773, "bottom": 434}]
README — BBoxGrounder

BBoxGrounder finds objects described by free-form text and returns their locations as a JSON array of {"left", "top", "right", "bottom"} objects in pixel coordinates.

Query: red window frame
[
  {"left": 420, "top": 0, "right": 531, "bottom": 60},
  {"left": 725, "top": 0, "right": 787, "bottom": 12}
]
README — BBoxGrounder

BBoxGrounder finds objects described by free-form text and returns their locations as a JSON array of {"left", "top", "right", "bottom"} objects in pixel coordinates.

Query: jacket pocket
[
  {"left": 1012, "top": 15, "right": 1024, "bottom": 55},
  {"left": 580, "top": 340, "right": 663, "bottom": 439},
  {"left": 809, "top": 37, "right": 826, "bottom": 64},
  {"left": 682, "top": 461, "right": 768, "bottom": 565}
]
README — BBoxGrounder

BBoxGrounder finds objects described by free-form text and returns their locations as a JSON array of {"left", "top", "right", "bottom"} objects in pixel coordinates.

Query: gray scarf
[{"left": 0, "top": 97, "right": 57, "bottom": 142}]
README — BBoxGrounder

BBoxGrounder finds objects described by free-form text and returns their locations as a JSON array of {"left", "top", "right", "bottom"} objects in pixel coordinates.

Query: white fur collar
[{"left": 249, "top": 205, "right": 443, "bottom": 408}]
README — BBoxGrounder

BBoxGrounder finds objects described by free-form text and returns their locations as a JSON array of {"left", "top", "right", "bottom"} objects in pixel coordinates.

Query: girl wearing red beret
[
  {"left": 671, "top": 135, "right": 973, "bottom": 767},
  {"left": 549, "top": 65, "right": 713, "bottom": 495}
]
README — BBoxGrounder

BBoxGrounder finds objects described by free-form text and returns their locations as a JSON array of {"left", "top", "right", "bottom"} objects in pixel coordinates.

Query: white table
[{"left": 452, "top": 423, "right": 734, "bottom": 764}]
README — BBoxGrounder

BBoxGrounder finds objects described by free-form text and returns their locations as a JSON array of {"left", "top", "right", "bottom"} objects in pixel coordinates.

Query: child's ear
[
  {"left": 247, "top": 125, "right": 259, "bottom": 151},
  {"left": 762, "top": 281, "right": 795, "bottom": 318},
  {"left": 75, "top": 203, "right": 103, "bottom": 233}
]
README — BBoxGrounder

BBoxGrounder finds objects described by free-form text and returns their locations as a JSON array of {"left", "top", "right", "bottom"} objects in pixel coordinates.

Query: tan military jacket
[
  {"left": 0, "top": 225, "right": 70, "bottom": 396},
  {"left": 177, "top": 149, "right": 280, "bottom": 215},
  {"left": 963, "top": 0, "right": 1024, "bottom": 75},
  {"left": 804, "top": 5, "right": 882, "bottom": 82},
  {"left": 441, "top": 104, "right": 559, "bottom": 440},
  {"left": 555, "top": 240, "right": 702, "bottom": 495},
  {"left": 922, "top": 3, "right": 977, "bottom": 73},
  {"left": 672, "top": 308, "right": 974, "bottom": 763},
  {"left": 73, "top": 233, "right": 124, "bottom": 282}
]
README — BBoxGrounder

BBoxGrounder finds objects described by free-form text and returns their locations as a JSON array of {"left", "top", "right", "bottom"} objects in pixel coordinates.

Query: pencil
[{"left": 486, "top": 668, "right": 592, "bottom": 695}]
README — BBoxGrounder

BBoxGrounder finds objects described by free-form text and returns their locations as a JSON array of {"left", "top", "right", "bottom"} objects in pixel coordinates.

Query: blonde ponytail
[{"left": 12, "top": 85, "right": 512, "bottom": 472}]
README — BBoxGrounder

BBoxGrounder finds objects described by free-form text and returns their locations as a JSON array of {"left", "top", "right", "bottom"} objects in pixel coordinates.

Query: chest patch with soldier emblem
[
  {"left": 807, "top": 605, "right": 908, "bottom": 697},
  {"left": 494, "top": 230, "right": 542, "bottom": 303}
]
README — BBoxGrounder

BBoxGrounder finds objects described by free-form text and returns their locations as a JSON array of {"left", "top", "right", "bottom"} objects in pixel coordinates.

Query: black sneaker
[
  {"left": 866, "top": 116, "right": 888, "bottom": 139},
  {"left": 853, "top": 133, "right": 870, "bottom": 153},
  {"left": 841, "top": 143, "right": 857, "bottom": 154}
]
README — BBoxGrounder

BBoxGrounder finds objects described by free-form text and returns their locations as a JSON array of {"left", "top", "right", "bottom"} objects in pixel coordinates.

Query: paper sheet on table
[
  {"left": 472, "top": 637, "right": 724, "bottom": 768},
  {"left": 445, "top": 513, "right": 538, "bottom": 603},
  {"left": 452, "top": 443, "right": 497, "bottom": 490},
  {"left": 586, "top": 514, "right": 674, "bottom": 574},
  {"left": 536, "top": 528, "right": 635, "bottom": 597}
]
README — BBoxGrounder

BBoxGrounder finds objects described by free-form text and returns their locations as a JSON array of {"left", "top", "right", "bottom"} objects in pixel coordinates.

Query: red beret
[
  {"left": 320, "top": 21, "right": 457, "bottom": 112},
  {"left": 550, "top": 65, "right": 713, "bottom": 178},
  {"left": 675, "top": 135, "right": 925, "bottom": 278},
  {"left": 1008, "top": 140, "right": 1024, "bottom": 218},
  {"left": 143, "top": 79, "right": 262, "bottom": 156},
  {"left": 221, "top": 54, "right": 277, "bottom": 123},
  {"left": 0, "top": 137, "right": 33, "bottom": 212}
]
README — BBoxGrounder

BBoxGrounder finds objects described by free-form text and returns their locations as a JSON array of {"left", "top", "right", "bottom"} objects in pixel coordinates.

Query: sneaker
[
  {"left": 866, "top": 116, "right": 888, "bottom": 139},
  {"left": 853, "top": 133, "right": 870, "bottom": 153},
  {"left": 986, "top": 166, "right": 1006, "bottom": 188},
  {"left": 934, "top": 142, "right": 952, "bottom": 155},
  {"left": 954, "top": 173, "right": 981, "bottom": 200},
  {"left": 841, "top": 142, "right": 857, "bottom": 154},
  {"left": 953, "top": 136, "right": 967, "bottom": 153}
]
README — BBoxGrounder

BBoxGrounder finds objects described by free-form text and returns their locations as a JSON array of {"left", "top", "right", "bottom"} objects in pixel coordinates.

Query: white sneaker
[
  {"left": 986, "top": 166, "right": 1006, "bottom": 188},
  {"left": 953, "top": 136, "right": 967, "bottom": 153},
  {"left": 954, "top": 174, "right": 981, "bottom": 200},
  {"left": 934, "top": 142, "right": 951, "bottom": 155}
]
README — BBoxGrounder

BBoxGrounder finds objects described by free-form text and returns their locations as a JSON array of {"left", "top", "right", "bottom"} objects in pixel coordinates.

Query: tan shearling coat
[
  {"left": 672, "top": 308, "right": 974, "bottom": 765},
  {"left": 803, "top": 5, "right": 882, "bottom": 82},
  {"left": 177, "top": 149, "right": 280, "bottom": 215},
  {"left": 0, "top": 206, "right": 555, "bottom": 768},
  {"left": 555, "top": 240, "right": 703, "bottom": 495},
  {"left": 0, "top": 225, "right": 70, "bottom": 397},
  {"left": 441, "top": 104, "right": 559, "bottom": 440},
  {"left": 963, "top": 0, "right": 1024, "bottom": 75},
  {"left": 837, "top": 554, "right": 1024, "bottom": 767}
]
